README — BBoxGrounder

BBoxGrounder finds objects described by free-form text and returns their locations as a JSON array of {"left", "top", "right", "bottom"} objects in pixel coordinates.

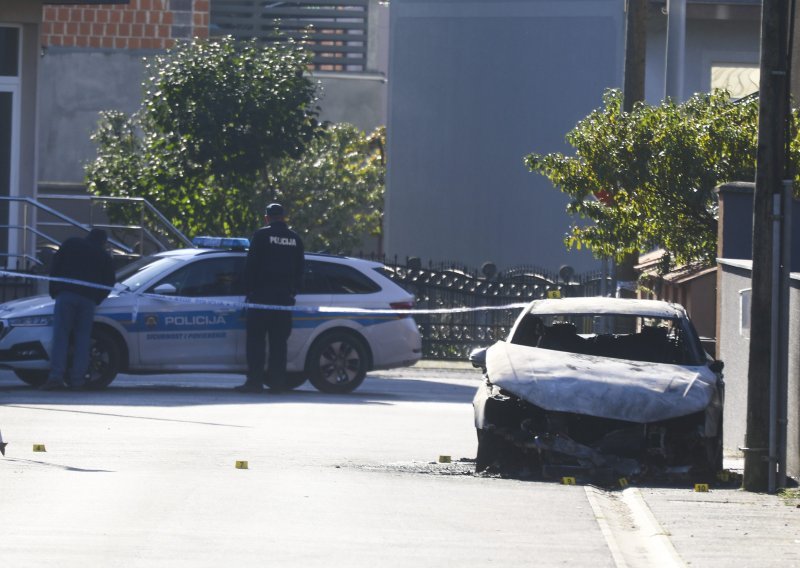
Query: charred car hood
[{"left": 486, "top": 342, "right": 719, "bottom": 423}]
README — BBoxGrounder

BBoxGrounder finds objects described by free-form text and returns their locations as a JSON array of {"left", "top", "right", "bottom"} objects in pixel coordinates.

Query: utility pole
[
  {"left": 623, "top": 0, "right": 647, "bottom": 110},
  {"left": 744, "top": 0, "right": 791, "bottom": 493},
  {"left": 616, "top": 0, "right": 647, "bottom": 295}
]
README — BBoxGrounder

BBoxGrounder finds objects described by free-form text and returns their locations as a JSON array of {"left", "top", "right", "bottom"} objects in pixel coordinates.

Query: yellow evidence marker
[
  {"left": 561, "top": 477, "right": 576, "bottom": 485},
  {"left": 235, "top": 460, "right": 249, "bottom": 469},
  {"left": 694, "top": 483, "right": 709, "bottom": 492},
  {"left": 438, "top": 455, "right": 451, "bottom": 463},
  {"left": 32, "top": 444, "right": 46, "bottom": 452}
]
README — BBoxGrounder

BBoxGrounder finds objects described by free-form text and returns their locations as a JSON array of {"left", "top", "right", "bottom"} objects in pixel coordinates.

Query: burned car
[{"left": 471, "top": 297, "right": 724, "bottom": 480}]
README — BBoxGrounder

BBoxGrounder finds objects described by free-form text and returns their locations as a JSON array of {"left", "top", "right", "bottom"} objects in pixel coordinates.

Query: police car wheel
[
  {"left": 86, "top": 330, "right": 122, "bottom": 390},
  {"left": 307, "top": 331, "right": 369, "bottom": 394},
  {"left": 14, "top": 369, "right": 48, "bottom": 387}
]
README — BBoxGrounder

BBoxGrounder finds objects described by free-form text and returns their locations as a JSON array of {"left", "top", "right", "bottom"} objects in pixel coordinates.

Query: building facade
[{"left": 384, "top": 0, "right": 761, "bottom": 272}]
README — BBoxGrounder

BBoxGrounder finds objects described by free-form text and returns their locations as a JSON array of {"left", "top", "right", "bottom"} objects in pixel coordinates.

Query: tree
[
  {"left": 525, "top": 89, "right": 776, "bottom": 272},
  {"left": 264, "top": 123, "right": 385, "bottom": 253},
  {"left": 85, "top": 36, "right": 319, "bottom": 238}
]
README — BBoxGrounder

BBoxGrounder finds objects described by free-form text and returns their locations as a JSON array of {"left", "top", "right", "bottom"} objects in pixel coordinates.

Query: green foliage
[
  {"left": 264, "top": 124, "right": 385, "bottom": 253},
  {"left": 524, "top": 89, "right": 789, "bottom": 270},
  {"left": 85, "top": 36, "right": 319, "bottom": 238}
]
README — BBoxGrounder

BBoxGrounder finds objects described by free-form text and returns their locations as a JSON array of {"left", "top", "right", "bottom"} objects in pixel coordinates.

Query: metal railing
[
  {"left": 0, "top": 195, "right": 192, "bottom": 272},
  {"left": 370, "top": 255, "right": 612, "bottom": 360}
]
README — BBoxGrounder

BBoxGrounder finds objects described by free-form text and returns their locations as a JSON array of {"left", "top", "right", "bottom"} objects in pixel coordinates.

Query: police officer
[{"left": 236, "top": 203, "right": 304, "bottom": 393}]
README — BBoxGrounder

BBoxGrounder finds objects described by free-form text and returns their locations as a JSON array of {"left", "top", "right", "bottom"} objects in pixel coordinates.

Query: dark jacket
[
  {"left": 245, "top": 221, "right": 305, "bottom": 305},
  {"left": 49, "top": 236, "right": 115, "bottom": 305}
]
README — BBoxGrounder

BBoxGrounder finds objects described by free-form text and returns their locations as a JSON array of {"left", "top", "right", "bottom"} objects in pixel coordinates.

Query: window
[
  {"left": 152, "top": 257, "right": 246, "bottom": 297},
  {"left": 711, "top": 64, "right": 759, "bottom": 99},
  {"left": 302, "top": 260, "right": 381, "bottom": 294},
  {"left": 0, "top": 27, "right": 19, "bottom": 77}
]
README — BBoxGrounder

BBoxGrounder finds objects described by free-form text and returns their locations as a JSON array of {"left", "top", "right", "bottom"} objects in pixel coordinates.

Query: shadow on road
[{"left": 0, "top": 371, "right": 479, "bottom": 408}]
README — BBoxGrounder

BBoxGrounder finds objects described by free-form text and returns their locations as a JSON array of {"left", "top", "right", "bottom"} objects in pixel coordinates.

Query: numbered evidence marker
[
  {"left": 438, "top": 455, "right": 451, "bottom": 464},
  {"left": 694, "top": 483, "right": 709, "bottom": 492},
  {"left": 235, "top": 460, "right": 249, "bottom": 469},
  {"left": 561, "top": 477, "right": 577, "bottom": 485},
  {"left": 33, "top": 444, "right": 46, "bottom": 452}
]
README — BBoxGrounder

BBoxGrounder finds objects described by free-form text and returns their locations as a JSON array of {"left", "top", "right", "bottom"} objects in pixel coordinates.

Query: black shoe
[
  {"left": 39, "top": 381, "right": 66, "bottom": 391},
  {"left": 234, "top": 382, "right": 263, "bottom": 393}
]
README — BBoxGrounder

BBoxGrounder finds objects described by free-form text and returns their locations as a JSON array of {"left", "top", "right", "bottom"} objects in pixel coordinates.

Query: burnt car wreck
[{"left": 471, "top": 298, "right": 724, "bottom": 481}]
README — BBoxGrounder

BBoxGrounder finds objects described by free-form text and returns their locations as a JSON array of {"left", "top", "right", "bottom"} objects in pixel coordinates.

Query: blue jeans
[{"left": 48, "top": 291, "right": 96, "bottom": 386}]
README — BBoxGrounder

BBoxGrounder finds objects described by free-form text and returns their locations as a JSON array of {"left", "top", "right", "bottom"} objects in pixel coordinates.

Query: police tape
[{"left": 0, "top": 270, "right": 530, "bottom": 315}]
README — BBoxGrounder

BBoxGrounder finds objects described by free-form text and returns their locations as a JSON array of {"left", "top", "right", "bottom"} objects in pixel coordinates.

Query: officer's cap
[{"left": 265, "top": 203, "right": 285, "bottom": 217}]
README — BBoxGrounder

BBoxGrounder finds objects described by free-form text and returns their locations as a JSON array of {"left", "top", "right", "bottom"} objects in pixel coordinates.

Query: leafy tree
[
  {"left": 264, "top": 124, "right": 385, "bottom": 253},
  {"left": 524, "top": 89, "right": 792, "bottom": 271},
  {"left": 85, "top": 36, "right": 319, "bottom": 238}
]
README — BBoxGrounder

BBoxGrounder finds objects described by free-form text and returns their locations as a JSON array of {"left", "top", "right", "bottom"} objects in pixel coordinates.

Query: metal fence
[
  {"left": 0, "top": 251, "right": 611, "bottom": 361},
  {"left": 372, "top": 256, "right": 611, "bottom": 360},
  {"left": 0, "top": 272, "right": 35, "bottom": 304}
]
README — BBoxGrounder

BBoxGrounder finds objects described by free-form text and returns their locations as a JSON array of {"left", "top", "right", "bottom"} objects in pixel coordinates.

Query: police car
[{"left": 0, "top": 240, "right": 422, "bottom": 393}]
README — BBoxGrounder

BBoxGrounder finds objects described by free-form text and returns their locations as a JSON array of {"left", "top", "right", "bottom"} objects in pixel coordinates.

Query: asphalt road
[{"left": 1, "top": 365, "right": 799, "bottom": 567}]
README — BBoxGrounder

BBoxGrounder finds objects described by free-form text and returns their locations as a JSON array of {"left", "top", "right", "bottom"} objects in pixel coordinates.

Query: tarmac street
[{"left": 1, "top": 364, "right": 799, "bottom": 567}]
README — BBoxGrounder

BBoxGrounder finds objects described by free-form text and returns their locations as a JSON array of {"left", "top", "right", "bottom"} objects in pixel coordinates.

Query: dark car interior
[{"left": 510, "top": 313, "right": 699, "bottom": 365}]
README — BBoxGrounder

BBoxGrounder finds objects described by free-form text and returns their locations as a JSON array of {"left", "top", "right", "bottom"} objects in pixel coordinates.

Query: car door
[{"left": 137, "top": 256, "right": 245, "bottom": 368}]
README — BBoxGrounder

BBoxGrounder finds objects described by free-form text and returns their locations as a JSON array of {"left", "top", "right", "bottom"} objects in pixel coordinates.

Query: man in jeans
[
  {"left": 39, "top": 228, "right": 115, "bottom": 391},
  {"left": 237, "top": 203, "right": 304, "bottom": 393}
]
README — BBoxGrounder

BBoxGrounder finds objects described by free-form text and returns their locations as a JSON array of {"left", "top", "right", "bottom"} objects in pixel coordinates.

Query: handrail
[
  {"left": 37, "top": 194, "right": 193, "bottom": 249},
  {"left": 0, "top": 195, "right": 192, "bottom": 269}
]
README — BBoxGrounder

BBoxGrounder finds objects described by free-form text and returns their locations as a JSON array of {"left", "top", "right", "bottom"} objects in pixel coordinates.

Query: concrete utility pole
[
  {"left": 744, "top": 0, "right": 792, "bottom": 493},
  {"left": 623, "top": 0, "right": 647, "bottom": 110},
  {"left": 615, "top": 0, "right": 647, "bottom": 296}
]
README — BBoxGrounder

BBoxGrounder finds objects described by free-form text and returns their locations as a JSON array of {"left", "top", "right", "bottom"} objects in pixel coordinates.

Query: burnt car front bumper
[{"left": 473, "top": 378, "right": 723, "bottom": 480}]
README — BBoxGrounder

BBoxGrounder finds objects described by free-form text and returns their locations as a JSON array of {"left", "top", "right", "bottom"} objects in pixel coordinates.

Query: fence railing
[
  {"left": 369, "top": 255, "right": 612, "bottom": 360},
  {"left": 0, "top": 194, "right": 192, "bottom": 273}
]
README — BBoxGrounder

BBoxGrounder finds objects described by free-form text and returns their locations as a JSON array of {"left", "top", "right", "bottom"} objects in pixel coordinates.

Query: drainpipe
[
  {"left": 768, "top": 182, "right": 791, "bottom": 492},
  {"left": 664, "top": 0, "right": 686, "bottom": 101}
]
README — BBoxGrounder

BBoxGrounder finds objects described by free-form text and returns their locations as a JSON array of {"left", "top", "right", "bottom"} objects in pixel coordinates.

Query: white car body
[{"left": 0, "top": 248, "right": 422, "bottom": 392}]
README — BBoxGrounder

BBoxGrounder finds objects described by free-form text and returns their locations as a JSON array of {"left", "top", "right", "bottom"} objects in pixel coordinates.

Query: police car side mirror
[{"left": 153, "top": 283, "right": 177, "bottom": 295}]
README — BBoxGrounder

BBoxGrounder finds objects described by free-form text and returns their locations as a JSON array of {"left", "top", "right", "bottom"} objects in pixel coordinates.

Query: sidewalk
[{"left": 412, "top": 359, "right": 474, "bottom": 370}]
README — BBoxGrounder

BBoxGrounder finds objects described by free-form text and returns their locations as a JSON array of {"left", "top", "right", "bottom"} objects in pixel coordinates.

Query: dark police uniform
[{"left": 242, "top": 213, "right": 304, "bottom": 391}]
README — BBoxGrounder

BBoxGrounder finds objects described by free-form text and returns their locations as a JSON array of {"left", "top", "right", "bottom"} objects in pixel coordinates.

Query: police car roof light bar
[{"left": 192, "top": 236, "right": 250, "bottom": 250}]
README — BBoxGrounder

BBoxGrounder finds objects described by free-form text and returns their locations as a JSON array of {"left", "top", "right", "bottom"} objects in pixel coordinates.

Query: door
[{"left": 137, "top": 256, "right": 246, "bottom": 368}]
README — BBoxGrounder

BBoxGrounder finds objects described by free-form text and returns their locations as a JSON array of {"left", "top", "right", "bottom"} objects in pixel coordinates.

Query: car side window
[
  {"left": 301, "top": 260, "right": 381, "bottom": 294},
  {"left": 150, "top": 257, "right": 245, "bottom": 297}
]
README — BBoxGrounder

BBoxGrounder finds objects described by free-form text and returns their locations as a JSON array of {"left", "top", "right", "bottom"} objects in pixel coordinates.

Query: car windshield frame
[
  {"left": 118, "top": 256, "right": 184, "bottom": 293},
  {"left": 511, "top": 310, "right": 707, "bottom": 366}
]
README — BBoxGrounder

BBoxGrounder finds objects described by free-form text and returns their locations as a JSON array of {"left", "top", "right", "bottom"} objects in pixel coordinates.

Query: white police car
[{"left": 0, "top": 241, "right": 422, "bottom": 393}]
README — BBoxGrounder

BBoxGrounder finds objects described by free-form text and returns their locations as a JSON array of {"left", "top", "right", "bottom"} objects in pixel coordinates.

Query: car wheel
[
  {"left": 14, "top": 369, "right": 48, "bottom": 387},
  {"left": 306, "top": 331, "right": 369, "bottom": 394},
  {"left": 85, "top": 329, "right": 122, "bottom": 390}
]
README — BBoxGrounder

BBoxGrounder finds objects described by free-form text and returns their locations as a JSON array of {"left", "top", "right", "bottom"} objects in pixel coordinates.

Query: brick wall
[{"left": 41, "top": 0, "right": 210, "bottom": 50}]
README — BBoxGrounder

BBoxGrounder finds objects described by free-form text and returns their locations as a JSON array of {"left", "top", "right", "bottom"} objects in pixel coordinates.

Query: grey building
[{"left": 384, "top": 0, "right": 761, "bottom": 272}]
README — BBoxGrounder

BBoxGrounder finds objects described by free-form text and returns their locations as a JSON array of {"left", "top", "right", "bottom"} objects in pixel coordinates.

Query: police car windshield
[{"left": 118, "top": 257, "right": 183, "bottom": 292}]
